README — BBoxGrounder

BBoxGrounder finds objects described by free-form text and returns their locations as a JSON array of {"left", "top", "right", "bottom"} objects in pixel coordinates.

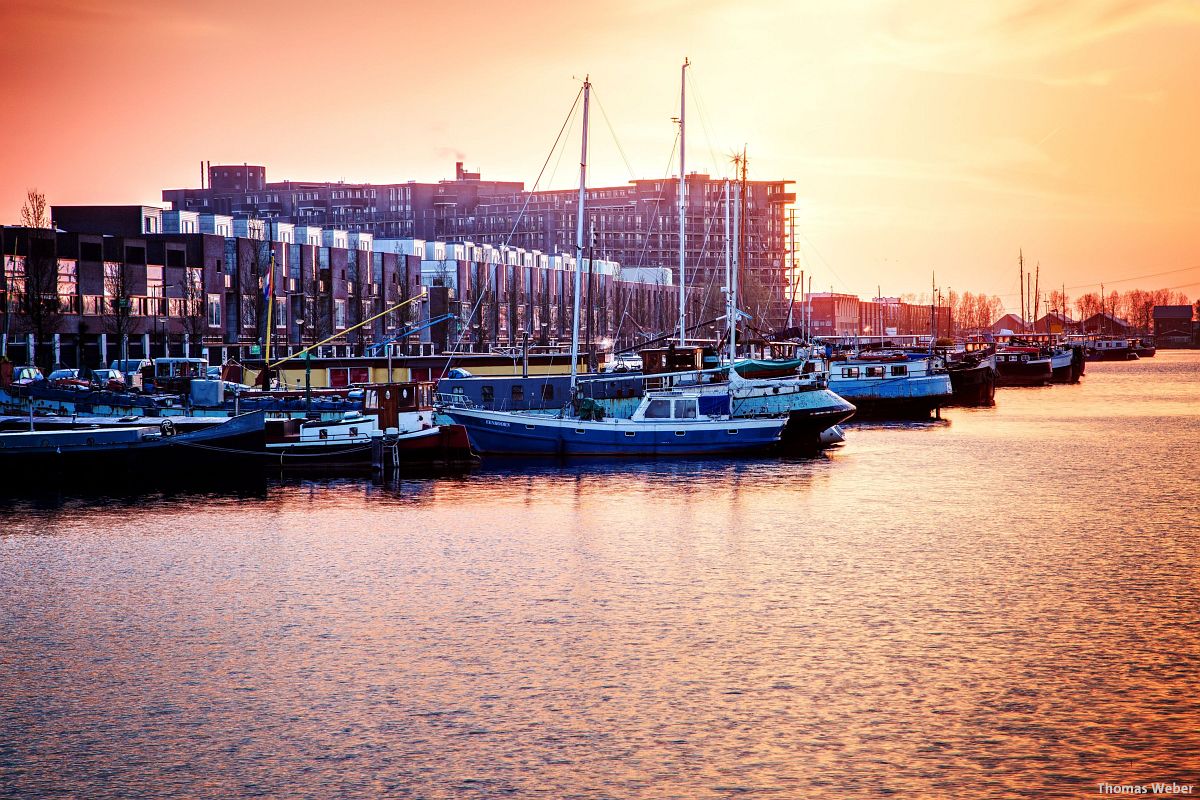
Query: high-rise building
[{"left": 163, "top": 162, "right": 796, "bottom": 327}]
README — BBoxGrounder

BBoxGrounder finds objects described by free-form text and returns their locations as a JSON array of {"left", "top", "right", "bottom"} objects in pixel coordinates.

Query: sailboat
[{"left": 439, "top": 75, "right": 788, "bottom": 457}]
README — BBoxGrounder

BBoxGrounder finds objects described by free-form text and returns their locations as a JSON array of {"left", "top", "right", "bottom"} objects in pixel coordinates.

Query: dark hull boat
[
  {"left": 1050, "top": 346, "right": 1086, "bottom": 383},
  {"left": 995, "top": 347, "right": 1052, "bottom": 387},
  {"left": 0, "top": 411, "right": 266, "bottom": 479},
  {"left": 1086, "top": 339, "right": 1138, "bottom": 361},
  {"left": 946, "top": 355, "right": 997, "bottom": 406}
]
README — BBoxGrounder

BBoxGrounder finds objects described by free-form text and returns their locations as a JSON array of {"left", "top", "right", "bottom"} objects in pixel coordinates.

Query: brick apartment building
[
  {"left": 162, "top": 162, "right": 795, "bottom": 326},
  {"left": 1, "top": 206, "right": 696, "bottom": 371},
  {"left": 796, "top": 293, "right": 951, "bottom": 338}
]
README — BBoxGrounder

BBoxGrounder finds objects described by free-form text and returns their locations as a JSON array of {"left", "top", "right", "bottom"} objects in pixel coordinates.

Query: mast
[
  {"left": 732, "top": 180, "right": 741, "bottom": 361},
  {"left": 724, "top": 179, "right": 733, "bottom": 365},
  {"left": 569, "top": 77, "right": 591, "bottom": 391},
  {"left": 1033, "top": 261, "right": 1040, "bottom": 337},
  {"left": 1019, "top": 249, "right": 1025, "bottom": 332},
  {"left": 677, "top": 57, "right": 689, "bottom": 345}
]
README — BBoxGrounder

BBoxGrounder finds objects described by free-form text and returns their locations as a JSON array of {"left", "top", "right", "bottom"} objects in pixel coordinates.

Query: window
[
  {"left": 481, "top": 385, "right": 494, "bottom": 402},
  {"left": 511, "top": 385, "right": 524, "bottom": 402},
  {"left": 865, "top": 366, "right": 885, "bottom": 378},
  {"left": 274, "top": 302, "right": 286, "bottom": 328},
  {"left": 541, "top": 384, "right": 554, "bottom": 401},
  {"left": 207, "top": 294, "right": 221, "bottom": 327},
  {"left": 146, "top": 265, "right": 164, "bottom": 298},
  {"left": 644, "top": 398, "right": 672, "bottom": 419},
  {"left": 676, "top": 399, "right": 697, "bottom": 419},
  {"left": 841, "top": 367, "right": 860, "bottom": 378},
  {"left": 890, "top": 365, "right": 908, "bottom": 377},
  {"left": 334, "top": 299, "right": 346, "bottom": 329}
]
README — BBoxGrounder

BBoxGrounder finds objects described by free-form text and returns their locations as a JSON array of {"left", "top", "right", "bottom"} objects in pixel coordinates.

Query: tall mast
[
  {"left": 677, "top": 57, "right": 689, "bottom": 345},
  {"left": 570, "top": 77, "right": 591, "bottom": 391},
  {"left": 724, "top": 179, "right": 734, "bottom": 366},
  {"left": 1019, "top": 249, "right": 1025, "bottom": 332},
  {"left": 732, "top": 179, "right": 741, "bottom": 361},
  {"left": 1033, "top": 261, "right": 1040, "bottom": 336}
]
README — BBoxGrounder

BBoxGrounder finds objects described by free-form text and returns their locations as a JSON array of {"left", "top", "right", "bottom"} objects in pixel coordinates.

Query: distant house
[
  {"left": 1153, "top": 305, "right": 1195, "bottom": 345},
  {"left": 1082, "top": 312, "right": 1131, "bottom": 335},
  {"left": 1033, "top": 311, "right": 1079, "bottom": 335},
  {"left": 991, "top": 313, "right": 1026, "bottom": 334}
]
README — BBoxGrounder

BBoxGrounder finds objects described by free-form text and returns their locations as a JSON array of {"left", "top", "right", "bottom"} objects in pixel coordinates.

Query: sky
[{"left": 1, "top": 0, "right": 1198, "bottom": 309}]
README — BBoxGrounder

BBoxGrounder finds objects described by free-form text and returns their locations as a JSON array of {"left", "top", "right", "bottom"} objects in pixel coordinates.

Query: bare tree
[
  {"left": 104, "top": 258, "right": 135, "bottom": 366},
  {"left": 180, "top": 267, "right": 207, "bottom": 349},
  {"left": 20, "top": 189, "right": 50, "bottom": 229},
  {"left": 14, "top": 236, "right": 63, "bottom": 372}
]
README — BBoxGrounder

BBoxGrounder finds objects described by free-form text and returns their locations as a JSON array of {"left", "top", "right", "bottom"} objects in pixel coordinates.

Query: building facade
[
  {"left": 1, "top": 206, "right": 695, "bottom": 371},
  {"left": 162, "top": 162, "right": 795, "bottom": 326}
]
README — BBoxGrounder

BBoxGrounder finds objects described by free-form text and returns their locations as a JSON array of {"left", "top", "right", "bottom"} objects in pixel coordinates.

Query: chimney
[{"left": 456, "top": 161, "right": 464, "bottom": 180}]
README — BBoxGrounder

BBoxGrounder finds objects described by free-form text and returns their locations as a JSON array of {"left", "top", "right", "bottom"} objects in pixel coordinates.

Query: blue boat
[
  {"left": 440, "top": 389, "right": 786, "bottom": 456},
  {"left": 825, "top": 351, "right": 953, "bottom": 418}
]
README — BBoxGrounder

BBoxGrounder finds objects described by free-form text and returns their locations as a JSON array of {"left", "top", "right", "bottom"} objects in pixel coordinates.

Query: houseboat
[
  {"left": 1085, "top": 338, "right": 1138, "bottom": 361},
  {"left": 0, "top": 411, "right": 266, "bottom": 479},
  {"left": 995, "top": 345, "right": 1053, "bottom": 386},
  {"left": 824, "top": 351, "right": 953, "bottom": 417},
  {"left": 264, "top": 382, "right": 475, "bottom": 470}
]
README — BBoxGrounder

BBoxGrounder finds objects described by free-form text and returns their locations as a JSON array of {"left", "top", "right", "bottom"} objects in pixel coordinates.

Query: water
[{"left": 2, "top": 353, "right": 1198, "bottom": 799}]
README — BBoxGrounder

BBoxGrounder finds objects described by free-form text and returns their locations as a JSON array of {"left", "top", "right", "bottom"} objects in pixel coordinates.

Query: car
[
  {"left": 604, "top": 354, "right": 643, "bottom": 373},
  {"left": 12, "top": 366, "right": 44, "bottom": 385},
  {"left": 110, "top": 359, "right": 151, "bottom": 391},
  {"left": 47, "top": 368, "right": 90, "bottom": 390},
  {"left": 89, "top": 368, "right": 127, "bottom": 392}
]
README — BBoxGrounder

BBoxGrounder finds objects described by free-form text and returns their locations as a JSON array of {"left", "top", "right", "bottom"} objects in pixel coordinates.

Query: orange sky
[{"left": 2, "top": 0, "right": 1198, "bottom": 309}]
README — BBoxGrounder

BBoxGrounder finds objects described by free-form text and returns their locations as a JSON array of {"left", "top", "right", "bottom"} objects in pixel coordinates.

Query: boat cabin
[
  {"left": 362, "top": 381, "right": 437, "bottom": 432},
  {"left": 640, "top": 346, "right": 705, "bottom": 375},
  {"left": 144, "top": 357, "right": 209, "bottom": 394},
  {"left": 632, "top": 392, "right": 702, "bottom": 422}
]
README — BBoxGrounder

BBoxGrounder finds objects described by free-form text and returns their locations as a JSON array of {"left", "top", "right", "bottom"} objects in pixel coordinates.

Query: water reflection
[{"left": 1, "top": 353, "right": 1197, "bottom": 798}]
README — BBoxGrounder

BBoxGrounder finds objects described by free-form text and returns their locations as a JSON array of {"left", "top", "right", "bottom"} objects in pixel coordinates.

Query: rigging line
[
  {"left": 439, "top": 85, "right": 583, "bottom": 379},
  {"left": 633, "top": 129, "right": 680, "bottom": 269},
  {"left": 590, "top": 86, "right": 637, "bottom": 181},
  {"left": 685, "top": 67, "right": 731, "bottom": 181},
  {"left": 795, "top": 228, "right": 856, "bottom": 295},
  {"left": 991, "top": 268, "right": 1200, "bottom": 300},
  {"left": 502, "top": 85, "right": 583, "bottom": 248}
]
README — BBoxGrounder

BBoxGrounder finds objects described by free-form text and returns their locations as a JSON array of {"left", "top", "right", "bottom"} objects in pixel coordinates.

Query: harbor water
[{"left": 2, "top": 353, "right": 1198, "bottom": 798}]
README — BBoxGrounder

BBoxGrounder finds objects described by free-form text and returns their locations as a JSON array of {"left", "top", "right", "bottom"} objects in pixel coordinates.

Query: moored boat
[
  {"left": 943, "top": 350, "right": 997, "bottom": 405},
  {"left": 0, "top": 411, "right": 266, "bottom": 478},
  {"left": 995, "top": 345, "right": 1052, "bottom": 386},
  {"left": 265, "top": 382, "right": 476, "bottom": 470},
  {"left": 440, "top": 387, "right": 787, "bottom": 457},
  {"left": 1086, "top": 338, "right": 1138, "bottom": 361},
  {"left": 825, "top": 351, "right": 953, "bottom": 418}
]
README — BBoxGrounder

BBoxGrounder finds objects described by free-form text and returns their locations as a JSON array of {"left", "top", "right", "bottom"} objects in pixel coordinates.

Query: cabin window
[
  {"left": 865, "top": 366, "right": 885, "bottom": 378},
  {"left": 451, "top": 387, "right": 464, "bottom": 396},
  {"left": 675, "top": 399, "right": 698, "bottom": 419},
  {"left": 841, "top": 367, "right": 859, "bottom": 378},
  {"left": 644, "top": 398, "right": 672, "bottom": 419},
  {"left": 511, "top": 385, "right": 524, "bottom": 402},
  {"left": 481, "top": 385, "right": 494, "bottom": 402},
  {"left": 319, "top": 429, "right": 328, "bottom": 439},
  {"left": 890, "top": 365, "right": 908, "bottom": 377},
  {"left": 541, "top": 384, "right": 554, "bottom": 401},
  {"left": 349, "top": 427, "right": 358, "bottom": 436}
]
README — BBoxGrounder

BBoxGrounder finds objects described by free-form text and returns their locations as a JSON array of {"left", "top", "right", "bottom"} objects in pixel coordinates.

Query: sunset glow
[{"left": 2, "top": 0, "right": 1198, "bottom": 308}]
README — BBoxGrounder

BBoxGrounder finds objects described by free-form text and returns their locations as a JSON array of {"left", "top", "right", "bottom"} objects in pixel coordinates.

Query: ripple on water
[{"left": 0, "top": 353, "right": 1198, "bottom": 799}]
